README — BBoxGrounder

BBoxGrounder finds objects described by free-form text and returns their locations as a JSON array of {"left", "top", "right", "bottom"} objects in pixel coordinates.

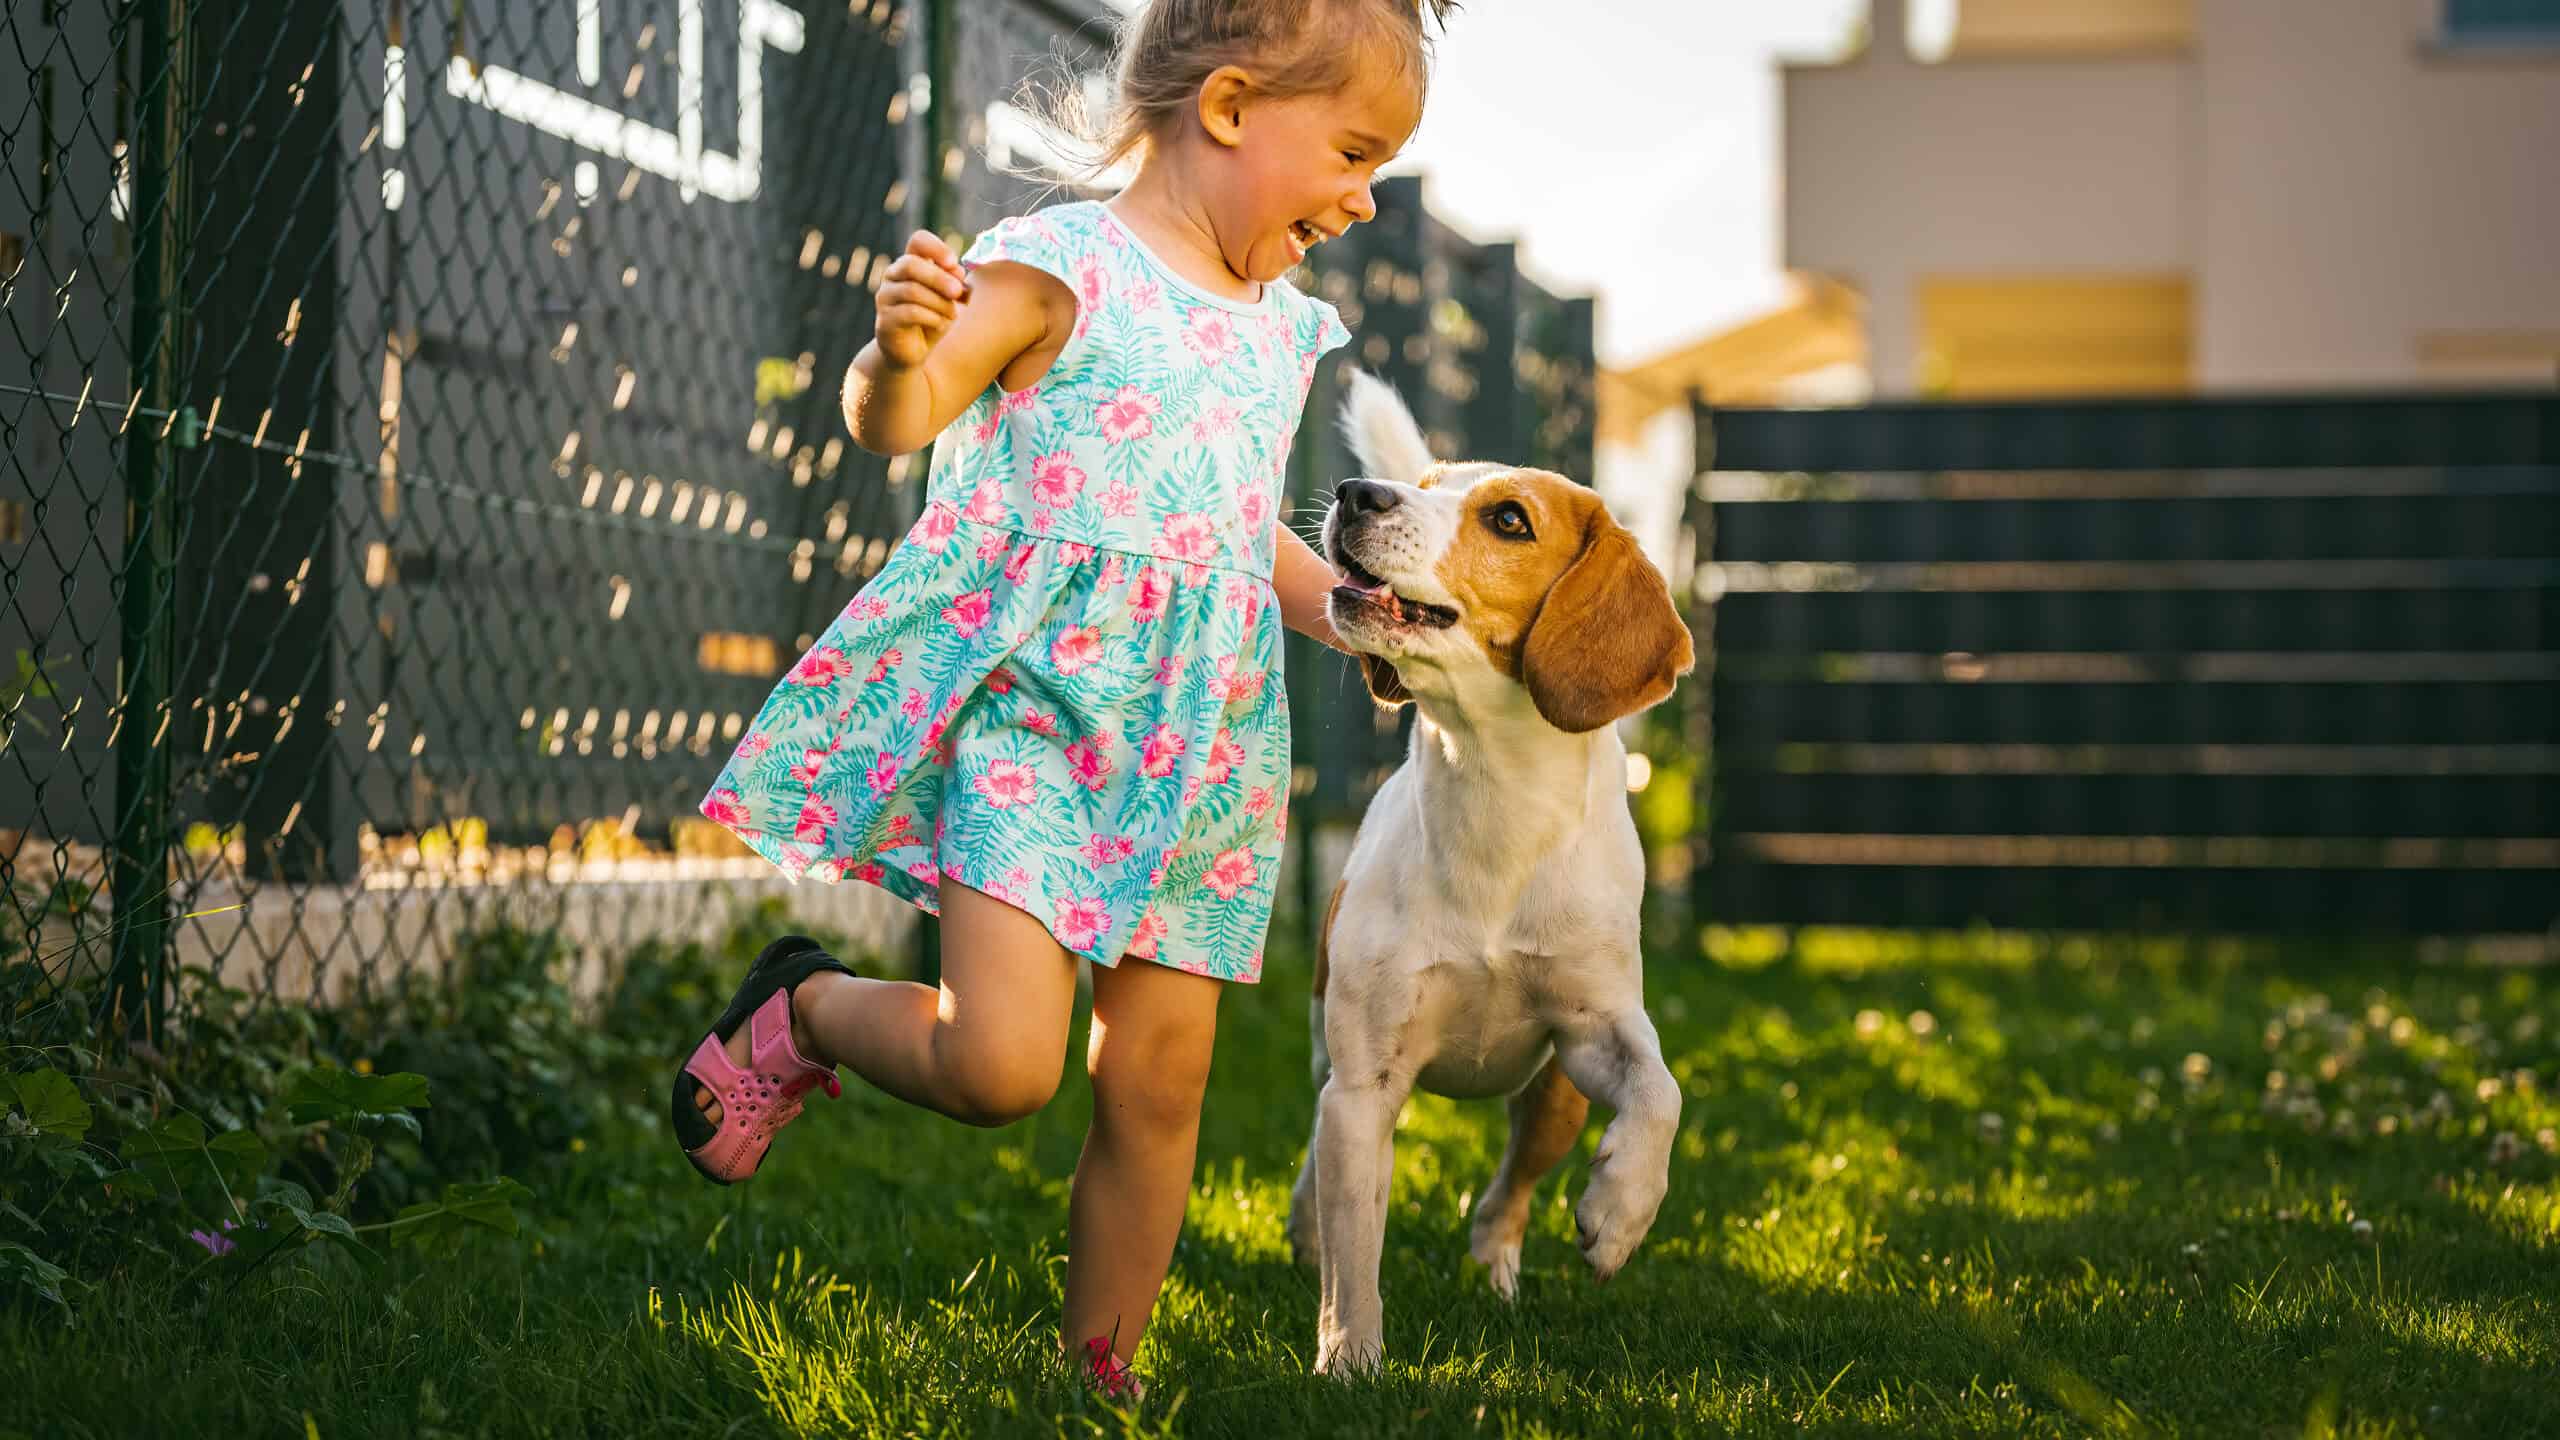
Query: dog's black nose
[{"left": 1336, "top": 479, "right": 1398, "bottom": 517}]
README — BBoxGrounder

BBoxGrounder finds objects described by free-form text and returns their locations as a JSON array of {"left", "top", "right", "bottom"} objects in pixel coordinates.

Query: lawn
[{"left": 7, "top": 927, "right": 2556, "bottom": 1438}]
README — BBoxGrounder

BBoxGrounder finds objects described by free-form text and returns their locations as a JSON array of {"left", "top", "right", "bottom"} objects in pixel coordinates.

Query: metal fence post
[{"left": 105, "top": 0, "right": 188, "bottom": 1043}]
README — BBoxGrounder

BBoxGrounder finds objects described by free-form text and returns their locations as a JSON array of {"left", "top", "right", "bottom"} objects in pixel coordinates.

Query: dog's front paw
[
  {"left": 1314, "top": 1326, "right": 1383, "bottom": 1378},
  {"left": 1574, "top": 1138, "right": 1669, "bottom": 1282},
  {"left": 1468, "top": 1211, "right": 1523, "bottom": 1301}
]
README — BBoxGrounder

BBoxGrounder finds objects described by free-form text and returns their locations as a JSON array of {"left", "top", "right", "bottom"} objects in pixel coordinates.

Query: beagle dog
[{"left": 1286, "top": 370, "right": 1694, "bottom": 1376}]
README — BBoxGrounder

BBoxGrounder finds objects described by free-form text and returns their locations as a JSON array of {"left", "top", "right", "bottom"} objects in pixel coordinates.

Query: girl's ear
[{"left": 1197, "top": 65, "right": 1252, "bottom": 148}]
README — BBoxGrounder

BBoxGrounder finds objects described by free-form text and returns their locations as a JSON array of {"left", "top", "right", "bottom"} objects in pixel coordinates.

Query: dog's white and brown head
[{"left": 1319, "top": 369, "right": 1693, "bottom": 735}]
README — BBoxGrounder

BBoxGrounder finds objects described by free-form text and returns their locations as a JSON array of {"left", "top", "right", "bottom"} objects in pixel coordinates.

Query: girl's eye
[
  {"left": 1489, "top": 502, "right": 1532, "bottom": 539},
  {"left": 1342, "top": 150, "right": 1365, "bottom": 165}
]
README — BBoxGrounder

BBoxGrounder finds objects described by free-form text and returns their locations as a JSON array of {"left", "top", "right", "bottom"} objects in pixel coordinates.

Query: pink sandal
[
  {"left": 1076, "top": 1336, "right": 1144, "bottom": 1402},
  {"left": 670, "top": 936, "right": 855, "bottom": 1185}
]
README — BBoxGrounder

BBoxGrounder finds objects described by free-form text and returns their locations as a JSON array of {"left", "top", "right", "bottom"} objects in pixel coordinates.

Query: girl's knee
[
  {"left": 946, "top": 1053, "right": 1061, "bottom": 1127},
  {"left": 1089, "top": 1024, "right": 1214, "bottom": 1136}
]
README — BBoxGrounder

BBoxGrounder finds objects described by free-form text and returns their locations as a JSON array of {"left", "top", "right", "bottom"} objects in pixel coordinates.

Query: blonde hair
[{"left": 1028, "top": 0, "right": 1457, "bottom": 183}]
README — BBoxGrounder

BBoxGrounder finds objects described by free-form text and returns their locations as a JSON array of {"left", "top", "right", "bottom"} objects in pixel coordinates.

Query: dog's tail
[{"left": 1338, "top": 367, "right": 1437, "bottom": 487}]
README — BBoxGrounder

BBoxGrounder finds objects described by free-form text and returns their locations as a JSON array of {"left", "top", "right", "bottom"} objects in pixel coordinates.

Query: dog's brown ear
[
  {"left": 1520, "top": 516, "right": 1693, "bottom": 734},
  {"left": 1359, "top": 652, "right": 1411, "bottom": 709}
]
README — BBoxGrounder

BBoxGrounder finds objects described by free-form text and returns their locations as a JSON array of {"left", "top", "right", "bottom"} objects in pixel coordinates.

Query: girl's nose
[{"left": 1343, "top": 182, "right": 1377, "bottom": 224}]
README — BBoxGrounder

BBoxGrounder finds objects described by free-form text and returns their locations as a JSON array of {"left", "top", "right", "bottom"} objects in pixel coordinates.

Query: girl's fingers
[
  {"left": 886, "top": 253, "right": 969, "bottom": 303},
  {"left": 879, "top": 279, "right": 959, "bottom": 321}
]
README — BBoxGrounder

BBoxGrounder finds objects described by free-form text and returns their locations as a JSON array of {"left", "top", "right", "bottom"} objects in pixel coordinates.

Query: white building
[{"left": 1786, "top": 0, "right": 2560, "bottom": 398}]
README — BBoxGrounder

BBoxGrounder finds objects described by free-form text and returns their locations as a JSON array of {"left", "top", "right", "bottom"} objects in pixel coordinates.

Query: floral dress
[{"left": 701, "top": 201, "right": 1350, "bottom": 984}]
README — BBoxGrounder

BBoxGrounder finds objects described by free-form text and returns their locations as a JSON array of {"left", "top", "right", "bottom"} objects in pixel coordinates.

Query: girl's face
[{"left": 1199, "top": 55, "right": 1423, "bottom": 285}]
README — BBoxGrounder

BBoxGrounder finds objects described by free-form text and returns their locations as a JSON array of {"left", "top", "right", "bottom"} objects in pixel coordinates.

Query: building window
[{"left": 2440, "top": 0, "right": 2560, "bottom": 46}]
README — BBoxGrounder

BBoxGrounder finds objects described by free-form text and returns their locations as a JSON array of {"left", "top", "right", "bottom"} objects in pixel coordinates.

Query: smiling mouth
[{"left": 1331, "top": 552, "right": 1459, "bottom": 630}]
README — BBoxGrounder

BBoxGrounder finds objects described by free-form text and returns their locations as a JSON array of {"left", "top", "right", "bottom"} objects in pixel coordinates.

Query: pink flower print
[
  {"left": 794, "top": 797, "right": 839, "bottom": 845},
  {"left": 1155, "top": 654, "right": 1189, "bottom": 688},
  {"left": 975, "top": 529, "right": 1011, "bottom": 561},
  {"left": 965, "top": 481, "right": 1010, "bottom": 525},
  {"left": 1096, "top": 386, "right": 1161, "bottom": 443},
  {"left": 866, "top": 648, "right": 901, "bottom": 683},
  {"left": 1031, "top": 451, "right": 1088, "bottom": 509},
  {"left": 971, "top": 758, "right": 1038, "bottom": 813},
  {"left": 1058, "top": 542, "right": 1097, "bottom": 565},
  {"left": 918, "top": 498, "right": 961, "bottom": 551},
  {"left": 1237, "top": 486, "right": 1270, "bottom": 533},
  {"left": 1074, "top": 255, "right": 1109, "bottom": 334},
  {"left": 1205, "top": 848, "right": 1258, "bottom": 901},
  {"left": 1245, "top": 785, "right": 1276, "bottom": 818},
  {"left": 851, "top": 594, "right": 891, "bottom": 623},
  {"left": 1275, "top": 805, "right": 1289, "bottom": 840},
  {"left": 1181, "top": 310, "right": 1239, "bottom": 365},
  {"left": 1140, "top": 725, "right": 1188, "bottom": 778},
  {"left": 1081, "top": 833, "right": 1137, "bottom": 867},
  {"left": 1203, "top": 728, "right": 1247, "bottom": 785},
  {"left": 919, "top": 718, "right": 949, "bottom": 761},
  {"left": 1222, "top": 577, "right": 1265, "bottom": 623},
  {"left": 1005, "top": 543, "right": 1039, "bottom": 584},
  {"left": 990, "top": 866, "right": 1035, "bottom": 908},
  {"left": 1022, "top": 708, "right": 1061, "bottom": 738},
  {"left": 789, "top": 744, "right": 835, "bottom": 786},
  {"left": 1130, "top": 566, "right": 1171, "bottom": 623},
  {"left": 906, "top": 857, "right": 941, "bottom": 886},
  {"left": 901, "top": 687, "right": 930, "bottom": 722},
  {"left": 942, "top": 589, "right": 994, "bottom": 637},
  {"left": 1002, "top": 383, "right": 1043, "bottom": 415},
  {"left": 1125, "top": 279, "right": 1162, "bottom": 313},
  {"left": 788, "top": 647, "right": 851, "bottom": 687},
  {"left": 1065, "top": 738, "right": 1114, "bottom": 791},
  {"left": 985, "top": 667, "right": 1016, "bottom": 696},
  {"left": 1127, "top": 909, "right": 1169, "bottom": 960},
  {"left": 1183, "top": 773, "right": 1205, "bottom": 805},
  {"left": 1099, "top": 554, "right": 1127, "bottom": 588},
  {"left": 1030, "top": 509, "right": 1056, "bottom": 535},
  {"left": 1148, "top": 862, "right": 1168, "bottom": 887},
  {"left": 865, "top": 750, "right": 901, "bottom": 795},
  {"left": 1158, "top": 512, "right": 1217, "bottom": 565},
  {"left": 1050, "top": 626, "right": 1104, "bottom": 676},
  {"left": 880, "top": 812, "right": 921, "bottom": 849},
  {"left": 1191, "top": 400, "right": 1243, "bottom": 443},
  {"left": 1100, "top": 481, "right": 1139, "bottom": 519},
  {"left": 1209, "top": 654, "right": 1264, "bottom": 704},
  {"left": 1052, "top": 894, "right": 1111, "bottom": 952},
  {"left": 969, "top": 404, "right": 1005, "bottom": 444},
  {"left": 850, "top": 860, "right": 885, "bottom": 884},
  {"left": 702, "top": 789, "right": 752, "bottom": 828},
  {"left": 734, "top": 731, "right": 773, "bottom": 761}
]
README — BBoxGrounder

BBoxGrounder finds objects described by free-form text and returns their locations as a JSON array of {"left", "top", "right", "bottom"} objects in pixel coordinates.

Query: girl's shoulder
[{"left": 960, "top": 201, "right": 1116, "bottom": 282}]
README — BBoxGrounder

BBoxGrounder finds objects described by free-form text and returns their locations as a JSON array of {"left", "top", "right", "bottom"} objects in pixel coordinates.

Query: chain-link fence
[{"left": 3, "top": 2, "right": 1587, "bottom": 1033}]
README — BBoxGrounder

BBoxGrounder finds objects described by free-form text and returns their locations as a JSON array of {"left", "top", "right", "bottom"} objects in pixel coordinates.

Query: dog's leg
[
  {"left": 1285, "top": 993, "right": 1331, "bottom": 1267},
  {"left": 1467, "top": 1053, "right": 1589, "bottom": 1300},
  {"left": 1555, "top": 1006, "right": 1681, "bottom": 1283},
  {"left": 1312, "top": 1070, "right": 1406, "bottom": 1376}
]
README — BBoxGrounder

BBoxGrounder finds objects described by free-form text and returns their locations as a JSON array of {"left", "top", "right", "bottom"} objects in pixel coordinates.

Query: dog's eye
[{"left": 1487, "top": 502, "right": 1533, "bottom": 540}]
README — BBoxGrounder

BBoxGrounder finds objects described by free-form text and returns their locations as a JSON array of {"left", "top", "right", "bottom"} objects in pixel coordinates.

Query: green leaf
[
  {"left": 0, "top": 1067, "right": 90, "bottom": 1142},
  {"left": 390, "top": 1177, "right": 535, "bottom": 1254},
  {"left": 248, "top": 1180, "right": 380, "bottom": 1269},
  {"left": 283, "top": 1067, "right": 431, "bottom": 1130},
  {"left": 0, "top": 1240, "right": 70, "bottom": 1315},
  {"left": 101, "top": 1170, "right": 159, "bottom": 1202},
  {"left": 122, "top": 1114, "right": 267, "bottom": 1196}
]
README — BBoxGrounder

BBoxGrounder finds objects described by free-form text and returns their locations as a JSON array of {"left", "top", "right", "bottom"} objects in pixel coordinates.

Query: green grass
[{"left": 7, "top": 931, "right": 2558, "bottom": 1438}]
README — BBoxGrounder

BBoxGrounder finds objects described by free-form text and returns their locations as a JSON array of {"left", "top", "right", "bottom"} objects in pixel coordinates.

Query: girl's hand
[{"left": 874, "top": 230, "right": 972, "bottom": 371}]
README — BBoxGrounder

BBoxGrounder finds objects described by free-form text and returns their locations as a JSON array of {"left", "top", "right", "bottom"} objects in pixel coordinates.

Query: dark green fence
[{"left": 1685, "top": 393, "right": 2560, "bottom": 939}]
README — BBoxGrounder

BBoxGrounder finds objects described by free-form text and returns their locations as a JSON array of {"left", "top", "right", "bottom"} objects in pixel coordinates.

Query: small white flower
[
  {"left": 1909, "top": 1010, "right": 1939, "bottom": 1038},
  {"left": 2351, "top": 1218, "right": 2375, "bottom": 1240},
  {"left": 1854, "top": 1009, "right": 1886, "bottom": 1038},
  {"left": 2488, "top": 1130, "right": 2526, "bottom": 1165}
]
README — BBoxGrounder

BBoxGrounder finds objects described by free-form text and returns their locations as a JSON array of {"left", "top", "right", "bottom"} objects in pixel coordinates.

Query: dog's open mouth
[{"left": 1331, "top": 554, "right": 1460, "bottom": 630}]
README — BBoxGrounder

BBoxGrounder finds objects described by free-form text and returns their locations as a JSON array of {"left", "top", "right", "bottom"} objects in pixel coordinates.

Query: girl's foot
[{"left": 670, "top": 936, "right": 856, "bottom": 1185}]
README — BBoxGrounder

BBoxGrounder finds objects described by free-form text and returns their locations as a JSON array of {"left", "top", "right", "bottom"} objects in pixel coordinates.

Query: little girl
[{"left": 671, "top": 0, "right": 1454, "bottom": 1399}]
